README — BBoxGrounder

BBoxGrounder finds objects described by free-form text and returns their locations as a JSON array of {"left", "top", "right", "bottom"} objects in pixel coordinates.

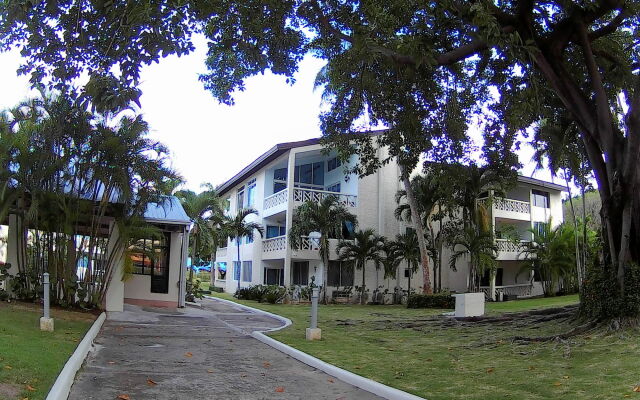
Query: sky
[{"left": 0, "top": 37, "right": 550, "bottom": 192}]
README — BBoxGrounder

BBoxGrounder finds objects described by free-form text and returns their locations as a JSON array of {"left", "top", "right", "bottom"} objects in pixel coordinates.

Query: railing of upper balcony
[
  {"left": 478, "top": 197, "right": 530, "bottom": 214},
  {"left": 496, "top": 239, "right": 530, "bottom": 253},
  {"left": 264, "top": 189, "right": 288, "bottom": 210},
  {"left": 293, "top": 187, "right": 357, "bottom": 207},
  {"left": 262, "top": 235, "right": 287, "bottom": 252},
  {"left": 299, "top": 235, "right": 320, "bottom": 251},
  {"left": 217, "top": 247, "right": 227, "bottom": 257}
]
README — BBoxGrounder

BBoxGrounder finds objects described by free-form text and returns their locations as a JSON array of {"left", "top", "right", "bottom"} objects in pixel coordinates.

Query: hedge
[{"left": 407, "top": 292, "right": 455, "bottom": 309}]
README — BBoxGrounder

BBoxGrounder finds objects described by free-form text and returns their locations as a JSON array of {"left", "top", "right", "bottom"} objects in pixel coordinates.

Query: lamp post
[
  {"left": 40, "top": 273, "right": 54, "bottom": 331},
  {"left": 305, "top": 287, "right": 321, "bottom": 340}
]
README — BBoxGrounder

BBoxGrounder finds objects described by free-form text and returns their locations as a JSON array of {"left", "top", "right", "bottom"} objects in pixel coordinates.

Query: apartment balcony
[
  {"left": 496, "top": 239, "right": 529, "bottom": 260},
  {"left": 478, "top": 197, "right": 531, "bottom": 221},
  {"left": 263, "top": 187, "right": 357, "bottom": 217},
  {"left": 261, "top": 234, "right": 346, "bottom": 261}
]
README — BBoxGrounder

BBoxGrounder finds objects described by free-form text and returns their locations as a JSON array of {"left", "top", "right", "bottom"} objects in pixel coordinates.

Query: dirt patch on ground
[{"left": 0, "top": 382, "right": 22, "bottom": 399}]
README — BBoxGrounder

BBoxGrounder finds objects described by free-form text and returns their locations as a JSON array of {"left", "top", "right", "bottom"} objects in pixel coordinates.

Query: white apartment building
[{"left": 212, "top": 137, "right": 565, "bottom": 300}]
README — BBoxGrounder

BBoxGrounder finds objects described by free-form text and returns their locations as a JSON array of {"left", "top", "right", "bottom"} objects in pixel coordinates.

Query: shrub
[
  {"left": 580, "top": 262, "right": 640, "bottom": 320},
  {"left": 407, "top": 292, "right": 455, "bottom": 309},
  {"left": 235, "top": 284, "right": 286, "bottom": 303}
]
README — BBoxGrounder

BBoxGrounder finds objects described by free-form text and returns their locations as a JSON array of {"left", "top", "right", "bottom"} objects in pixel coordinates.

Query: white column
[
  {"left": 489, "top": 270, "right": 496, "bottom": 301},
  {"left": 178, "top": 226, "right": 190, "bottom": 307},
  {"left": 104, "top": 222, "right": 125, "bottom": 312},
  {"left": 283, "top": 150, "right": 296, "bottom": 288}
]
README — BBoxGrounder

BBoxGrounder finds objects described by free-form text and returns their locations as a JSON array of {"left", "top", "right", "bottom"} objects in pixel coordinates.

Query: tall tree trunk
[
  {"left": 564, "top": 175, "right": 582, "bottom": 291},
  {"left": 361, "top": 262, "right": 366, "bottom": 305},
  {"left": 399, "top": 165, "right": 432, "bottom": 294},
  {"left": 210, "top": 251, "right": 217, "bottom": 287}
]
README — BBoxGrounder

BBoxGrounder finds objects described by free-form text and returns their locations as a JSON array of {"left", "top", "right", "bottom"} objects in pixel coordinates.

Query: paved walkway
[{"left": 68, "top": 298, "right": 380, "bottom": 400}]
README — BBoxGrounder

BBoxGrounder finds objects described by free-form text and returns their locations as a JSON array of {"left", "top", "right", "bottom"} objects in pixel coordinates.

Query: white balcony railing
[
  {"left": 262, "top": 235, "right": 287, "bottom": 252},
  {"left": 264, "top": 189, "right": 288, "bottom": 210},
  {"left": 496, "top": 239, "right": 530, "bottom": 253},
  {"left": 216, "top": 247, "right": 227, "bottom": 257},
  {"left": 480, "top": 283, "right": 533, "bottom": 299},
  {"left": 299, "top": 235, "right": 320, "bottom": 251},
  {"left": 293, "top": 187, "right": 357, "bottom": 207},
  {"left": 478, "top": 197, "right": 531, "bottom": 214}
]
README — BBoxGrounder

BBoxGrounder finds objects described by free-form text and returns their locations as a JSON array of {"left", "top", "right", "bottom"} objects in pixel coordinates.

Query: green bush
[
  {"left": 580, "top": 262, "right": 640, "bottom": 320},
  {"left": 235, "top": 284, "right": 286, "bottom": 303},
  {"left": 407, "top": 292, "right": 455, "bottom": 309}
]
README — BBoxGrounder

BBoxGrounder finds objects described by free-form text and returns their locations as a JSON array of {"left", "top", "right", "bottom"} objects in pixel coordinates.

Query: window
[
  {"left": 294, "top": 162, "right": 324, "bottom": 186},
  {"left": 233, "top": 261, "right": 241, "bottom": 281},
  {"left": 244, "top": 235, "right": 254, "bottom": 245},
  {"left": 236, "top": 186, "right": 245, "bottom": 210},
  {"left": 533, "top": 222, "right": 548, "bottom": 236},
  {"left": 217, "top": 262, "right": 227, "bottom": 280},
  {"left": 325, "top": 182, "right": 341, "bottom": 193},
  {"left": 404, "top": 268, "right": 411, "bottom": 278},
  {"left": 480, "top": 268, "right": 503, "bottom": 286},
  {"left": 129, "top": 235, "right": 168, "bottom": 276},
  {"left": 273, "top": 181, "right": 287, "bottom": 193},
  {"left": 274, "top": 168, "right": 287, "bottom": 181},
  {"left": 266, "top": 225, "right": 286, "bottom": 239},
  {"left": 532, "top": 189, "right": 550, "bottom": 208},
  {"left": 292, "top": 262, "right": 309, "bottom": 285},
  {"left": 327, "top": 157, "right": 342, "bottom": 172},
  {"left": 264, "top": 268, "right": 284, "bottom": 285},
  {"left": 327, "top": 261, "right": 354, "bottom": 286},
  {"left": 273, "top": 168, "right": 287, "bottom": 194},
  {"left": 247, "top": 178, "right": 256, "bottom": 207},
  {"left": 242, "top": 261, "right": 252, "bottom": 282},
  {"left": 223, "top": 197, "right": 230, "bottom": 212}
]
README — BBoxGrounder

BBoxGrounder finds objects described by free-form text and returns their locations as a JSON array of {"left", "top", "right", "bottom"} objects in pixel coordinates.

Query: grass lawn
[
  {"left": 210, "top": 293, "right": 640, "bottom": 399},
  {"left": 0, "top": 302, "right": 95, "bottom": 400}
]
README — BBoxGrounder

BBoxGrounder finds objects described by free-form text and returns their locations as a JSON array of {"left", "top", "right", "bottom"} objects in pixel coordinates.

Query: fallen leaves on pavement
[
  {"left": 146, "top": 379, "right": 157, "bottom": 386},
  {"left": 275, "top": 387, "right": 285, "bottom": 393},
  {"left": 117, "top": 395, "right": 130, "bottom": 400},
  {"left": 184, "top": 352, "right": 193, "bottom": 358}
]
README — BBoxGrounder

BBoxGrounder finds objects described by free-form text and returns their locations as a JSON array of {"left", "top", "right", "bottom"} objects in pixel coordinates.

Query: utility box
[{"left": 452, "top": 293, "right": 485, "bottom": 317}]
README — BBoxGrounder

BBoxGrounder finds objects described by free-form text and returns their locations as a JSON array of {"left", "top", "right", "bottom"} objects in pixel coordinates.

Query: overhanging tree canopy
[{"left": 2, "top": 0, "right": 639, "bottom": 317}]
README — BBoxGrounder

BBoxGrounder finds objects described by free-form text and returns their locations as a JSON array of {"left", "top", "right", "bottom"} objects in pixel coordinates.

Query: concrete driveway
[{"left": 68, "top": 298, "right": 380, "bottom": 400}]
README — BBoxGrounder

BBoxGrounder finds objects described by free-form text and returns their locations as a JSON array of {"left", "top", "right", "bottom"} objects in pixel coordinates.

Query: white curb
[
  {"left": 205, "top": 296, "right": 424, "bottom": 400},
  {"left": 46, "top": 312, "right": 106, "bottom": 400}
]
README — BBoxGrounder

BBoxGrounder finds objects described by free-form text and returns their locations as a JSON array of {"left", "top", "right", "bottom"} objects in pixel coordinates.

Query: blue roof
[{"left": 143, "top": 196, "right": 191, "bottom": 225}]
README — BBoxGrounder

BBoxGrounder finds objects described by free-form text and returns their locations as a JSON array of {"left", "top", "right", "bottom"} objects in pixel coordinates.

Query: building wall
[{"left": 214, "top": 141, "right": 565, "bottom": 298}]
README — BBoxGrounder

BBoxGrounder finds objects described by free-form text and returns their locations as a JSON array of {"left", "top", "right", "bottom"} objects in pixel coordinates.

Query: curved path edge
[
  {"left": 205, "top": 296, "right": 425, "bottom": 400},
  {"left": 47, "top": 312, "right": 107, "bottom": 400}
]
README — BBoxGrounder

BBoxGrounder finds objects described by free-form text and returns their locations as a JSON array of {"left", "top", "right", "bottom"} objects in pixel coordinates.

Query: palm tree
[
  {"left": 519, "top": 221, "right": 576, "bottom": 296},
  {"left": 227, "top": 208, "right": 264, "bottom": 291},
  {"left": 336, "top": 228, "right": 383, "bottom": 304},
  {"left": 175, "top": 186, "right": 224, "bottom": 284},
  {"left": 289, "top": 195, "right": 357, "bottom": 303},
  {"left": 447, "top": 222, "right": 498, "bottom": 293},
  {"left": 394, "top": 232, "right": 421, "bottom": 297}
]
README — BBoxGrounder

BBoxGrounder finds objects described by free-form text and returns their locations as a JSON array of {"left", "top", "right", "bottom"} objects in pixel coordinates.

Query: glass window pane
[
  {"left": 313, "top": 162, "right": 324, "bottom": 185},
  {"left": 273, "top": 182, "right": 286, "bottom": 193},
  {"left": 300, "top": 163, "right": 313, "bottom": 184},
  {"left": 274, "top": 168, "right": 287, "bottom": 181}
]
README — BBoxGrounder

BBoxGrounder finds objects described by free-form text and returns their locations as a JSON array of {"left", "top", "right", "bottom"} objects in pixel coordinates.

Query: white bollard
[
  {"left": 40, "top": 273, "right": 54, "bottom": 331},
  {"left": 306, "top": 288, "right": 321, "bottom": 340}
]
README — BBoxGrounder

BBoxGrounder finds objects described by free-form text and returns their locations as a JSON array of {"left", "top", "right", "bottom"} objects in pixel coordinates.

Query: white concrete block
[
  {"left": 305, "top": 328, "right": 322, "bottom": 340},
  {"left": 40, "top": 317, "right": 54, "bottom": 331},
  {"left": 452, "top": 293, "right": 485, "bottom": 317}
]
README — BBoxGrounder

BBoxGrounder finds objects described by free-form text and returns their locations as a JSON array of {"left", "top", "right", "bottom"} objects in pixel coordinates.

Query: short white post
[
  {"left": 306, "top": 287, "right": 321, "bottom": 340},
  {"left": 40, "top": 273, "right": 54, "bottom": 331}
]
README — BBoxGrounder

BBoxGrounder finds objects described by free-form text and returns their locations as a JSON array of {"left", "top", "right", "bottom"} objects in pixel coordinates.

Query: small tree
[
  {"left": 447, "top": 221, "right": 498, "bottom": 294},
  {"left": 519, "top": 222, "right": 576, "bottom": 297},
  {"left": 289, "top": 196, "right": 357, "bottom": 303},
  {"left": 336, "top": 228, "right": 383, "bottom": 304},
  {"left": 227, "top": 208, "right": 263, "bottom": 291},
  {"left": 394, "top": 232, "right": 420, "bottom": 298}
]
